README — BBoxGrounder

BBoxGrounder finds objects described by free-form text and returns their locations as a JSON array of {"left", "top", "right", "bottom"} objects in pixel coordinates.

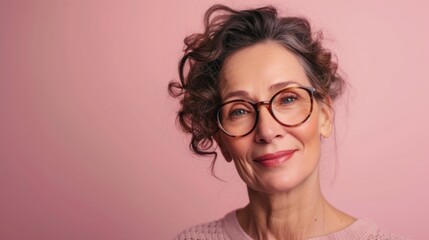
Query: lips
[{"left": 253, "top": 150, "right": 296, "bottom": 168}]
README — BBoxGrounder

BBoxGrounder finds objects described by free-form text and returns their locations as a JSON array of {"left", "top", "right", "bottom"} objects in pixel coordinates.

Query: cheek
[
  {"left": 221, "top": 137, "right": 258, "bottom": 184},
  {"left": 222, "top": 137, "right": 251, "bottom": 160},
  {"left": 293, "top": 110, "right": 322, "bottom": 159}
]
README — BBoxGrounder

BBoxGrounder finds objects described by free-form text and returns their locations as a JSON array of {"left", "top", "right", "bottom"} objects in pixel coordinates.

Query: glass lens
[
  {"left": 271, "top": 87, "right": 311, "bottom": 126},
  {"left": 218, "top": 101, "right": 256, "bottom": 136}
]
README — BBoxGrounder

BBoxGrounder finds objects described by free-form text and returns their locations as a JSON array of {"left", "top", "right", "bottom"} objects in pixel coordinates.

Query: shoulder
[
  {"left": 173, "top": 210, "right": 250, "bottom": 240},
  {"left": 370, "top": 227, "right": 408, "bottom": 240},
  {"left": 173, "top": 217, "right": 228, "bottom": 240},
  {"left": 359, "top": 219, "right": 408, "bottom": 240},
  {"left": 312, "top": 218, "right": 408, "bottom": 240}
]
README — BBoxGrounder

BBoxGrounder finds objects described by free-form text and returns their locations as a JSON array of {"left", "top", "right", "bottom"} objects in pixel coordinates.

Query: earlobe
[
  {"left": 319, "top": 97, "right": 333, "bottom": 138},
  {"left": 213, "top": 133, "right": 233, "bottom": 162}
]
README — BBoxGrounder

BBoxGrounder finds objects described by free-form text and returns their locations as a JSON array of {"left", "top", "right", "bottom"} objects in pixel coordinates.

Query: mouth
[{"left": 253, "top": 150, "right": 297, "bottom": 168}]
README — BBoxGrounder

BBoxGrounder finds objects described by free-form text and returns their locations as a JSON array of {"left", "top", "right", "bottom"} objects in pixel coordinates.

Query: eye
[
  {"left": 220, "top": 101, "right": 254, "bottom": 122},
  {"left": 279, "top": 94, "right": 298, "bottom": 105},
  {"left": 229, "top": 108, "right": 249, "bottom": 118}
]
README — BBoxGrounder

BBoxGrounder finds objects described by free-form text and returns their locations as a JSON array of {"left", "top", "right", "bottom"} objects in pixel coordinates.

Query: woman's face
[{"left": 216, "top": 42, "right": 332, "bottom": 194}]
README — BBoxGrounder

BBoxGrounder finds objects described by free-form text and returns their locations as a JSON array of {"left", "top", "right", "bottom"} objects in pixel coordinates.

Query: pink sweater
[{"left": 174, "top": 210, "right": 406, "bottom": 240}]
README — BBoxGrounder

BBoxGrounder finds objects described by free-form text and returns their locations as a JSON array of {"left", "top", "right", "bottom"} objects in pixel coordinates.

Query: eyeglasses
[{"left": 216, "top": 86, "right": 316, "bottom": 137}]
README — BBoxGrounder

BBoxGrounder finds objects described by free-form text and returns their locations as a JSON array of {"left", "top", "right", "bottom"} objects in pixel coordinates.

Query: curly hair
[{"left": 168, "top": 4, "right": 345, "bottom": 169}]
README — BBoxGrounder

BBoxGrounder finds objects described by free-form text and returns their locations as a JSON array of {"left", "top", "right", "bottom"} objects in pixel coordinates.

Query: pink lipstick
[{"left": 253, "top": 150, "right": 296, "bottom": 168}]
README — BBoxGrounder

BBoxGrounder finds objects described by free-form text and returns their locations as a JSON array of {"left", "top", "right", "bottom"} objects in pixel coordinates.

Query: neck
[{"left": 238, "top": 170, "right": 330, "bottom": 240}]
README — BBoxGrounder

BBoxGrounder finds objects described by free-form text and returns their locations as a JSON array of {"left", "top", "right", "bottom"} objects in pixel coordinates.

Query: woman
[{"left": 169, "top": 4, "right": 405, "bottom": 240}]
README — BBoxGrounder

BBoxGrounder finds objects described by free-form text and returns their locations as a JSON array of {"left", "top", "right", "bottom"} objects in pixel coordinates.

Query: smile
[{"left": 253, "top": 150, "right": 297, "bottom": 168}]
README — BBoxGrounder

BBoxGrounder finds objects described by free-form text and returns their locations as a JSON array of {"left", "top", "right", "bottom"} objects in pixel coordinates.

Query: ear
[
  {"left": 213, "top": 133, "right": 233, "bottom": 162},
  {"left": 319, "top": 97, "right": 333, "bottom": 138}
]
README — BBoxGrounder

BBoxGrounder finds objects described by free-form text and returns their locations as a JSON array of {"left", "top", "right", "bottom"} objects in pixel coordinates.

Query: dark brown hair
[{"left": 168, "top": 4, "right": 345, "bottom": 168}]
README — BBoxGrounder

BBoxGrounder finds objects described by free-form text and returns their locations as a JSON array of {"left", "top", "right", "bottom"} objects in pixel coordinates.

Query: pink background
[{"left": 1, "top": 0, "right": 428, "bottom": 239}]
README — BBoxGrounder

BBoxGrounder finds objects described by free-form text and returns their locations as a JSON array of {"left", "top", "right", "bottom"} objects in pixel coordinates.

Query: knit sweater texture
[{"left": 174, "top": 210, "right": 406, "bottom": 240}]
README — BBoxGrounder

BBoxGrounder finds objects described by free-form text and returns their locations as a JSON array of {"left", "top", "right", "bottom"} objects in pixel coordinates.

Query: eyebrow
[
  {"left": 222, "top": 90, "right": 251, "bottom": 101},
  {"left": 222, "top": 81, "right": 298, "bottom": 101},
  {"left": 269, "top": 81, "right": 298, "bottom": 91}
]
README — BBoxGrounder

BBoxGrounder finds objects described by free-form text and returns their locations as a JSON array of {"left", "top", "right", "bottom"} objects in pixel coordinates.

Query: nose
[{"left": 254, "top": 103, "right": 285, "bottom": 144}]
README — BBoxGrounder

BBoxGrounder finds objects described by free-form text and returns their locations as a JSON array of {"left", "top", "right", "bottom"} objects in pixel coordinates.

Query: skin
[{"left": 215, "top": 41, "right": 355, "bottom": 239}]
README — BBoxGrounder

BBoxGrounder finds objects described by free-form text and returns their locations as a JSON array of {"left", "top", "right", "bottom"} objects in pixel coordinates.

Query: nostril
[{"left": 256, "top": 137, "right": 268, "bottom": 144}]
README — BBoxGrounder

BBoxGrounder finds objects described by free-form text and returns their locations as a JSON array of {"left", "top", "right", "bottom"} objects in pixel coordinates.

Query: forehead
[{"left": 220, "top": 42, "right": 310, "bottom": 98}]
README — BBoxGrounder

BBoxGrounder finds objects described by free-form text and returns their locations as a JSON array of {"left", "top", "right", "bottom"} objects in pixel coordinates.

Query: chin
[
  {"left": 252, "top": 174, "right": 305, "bottom": 194},
  {"left": 249, "top": 167, "right": 319, "bottom": 195}
]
